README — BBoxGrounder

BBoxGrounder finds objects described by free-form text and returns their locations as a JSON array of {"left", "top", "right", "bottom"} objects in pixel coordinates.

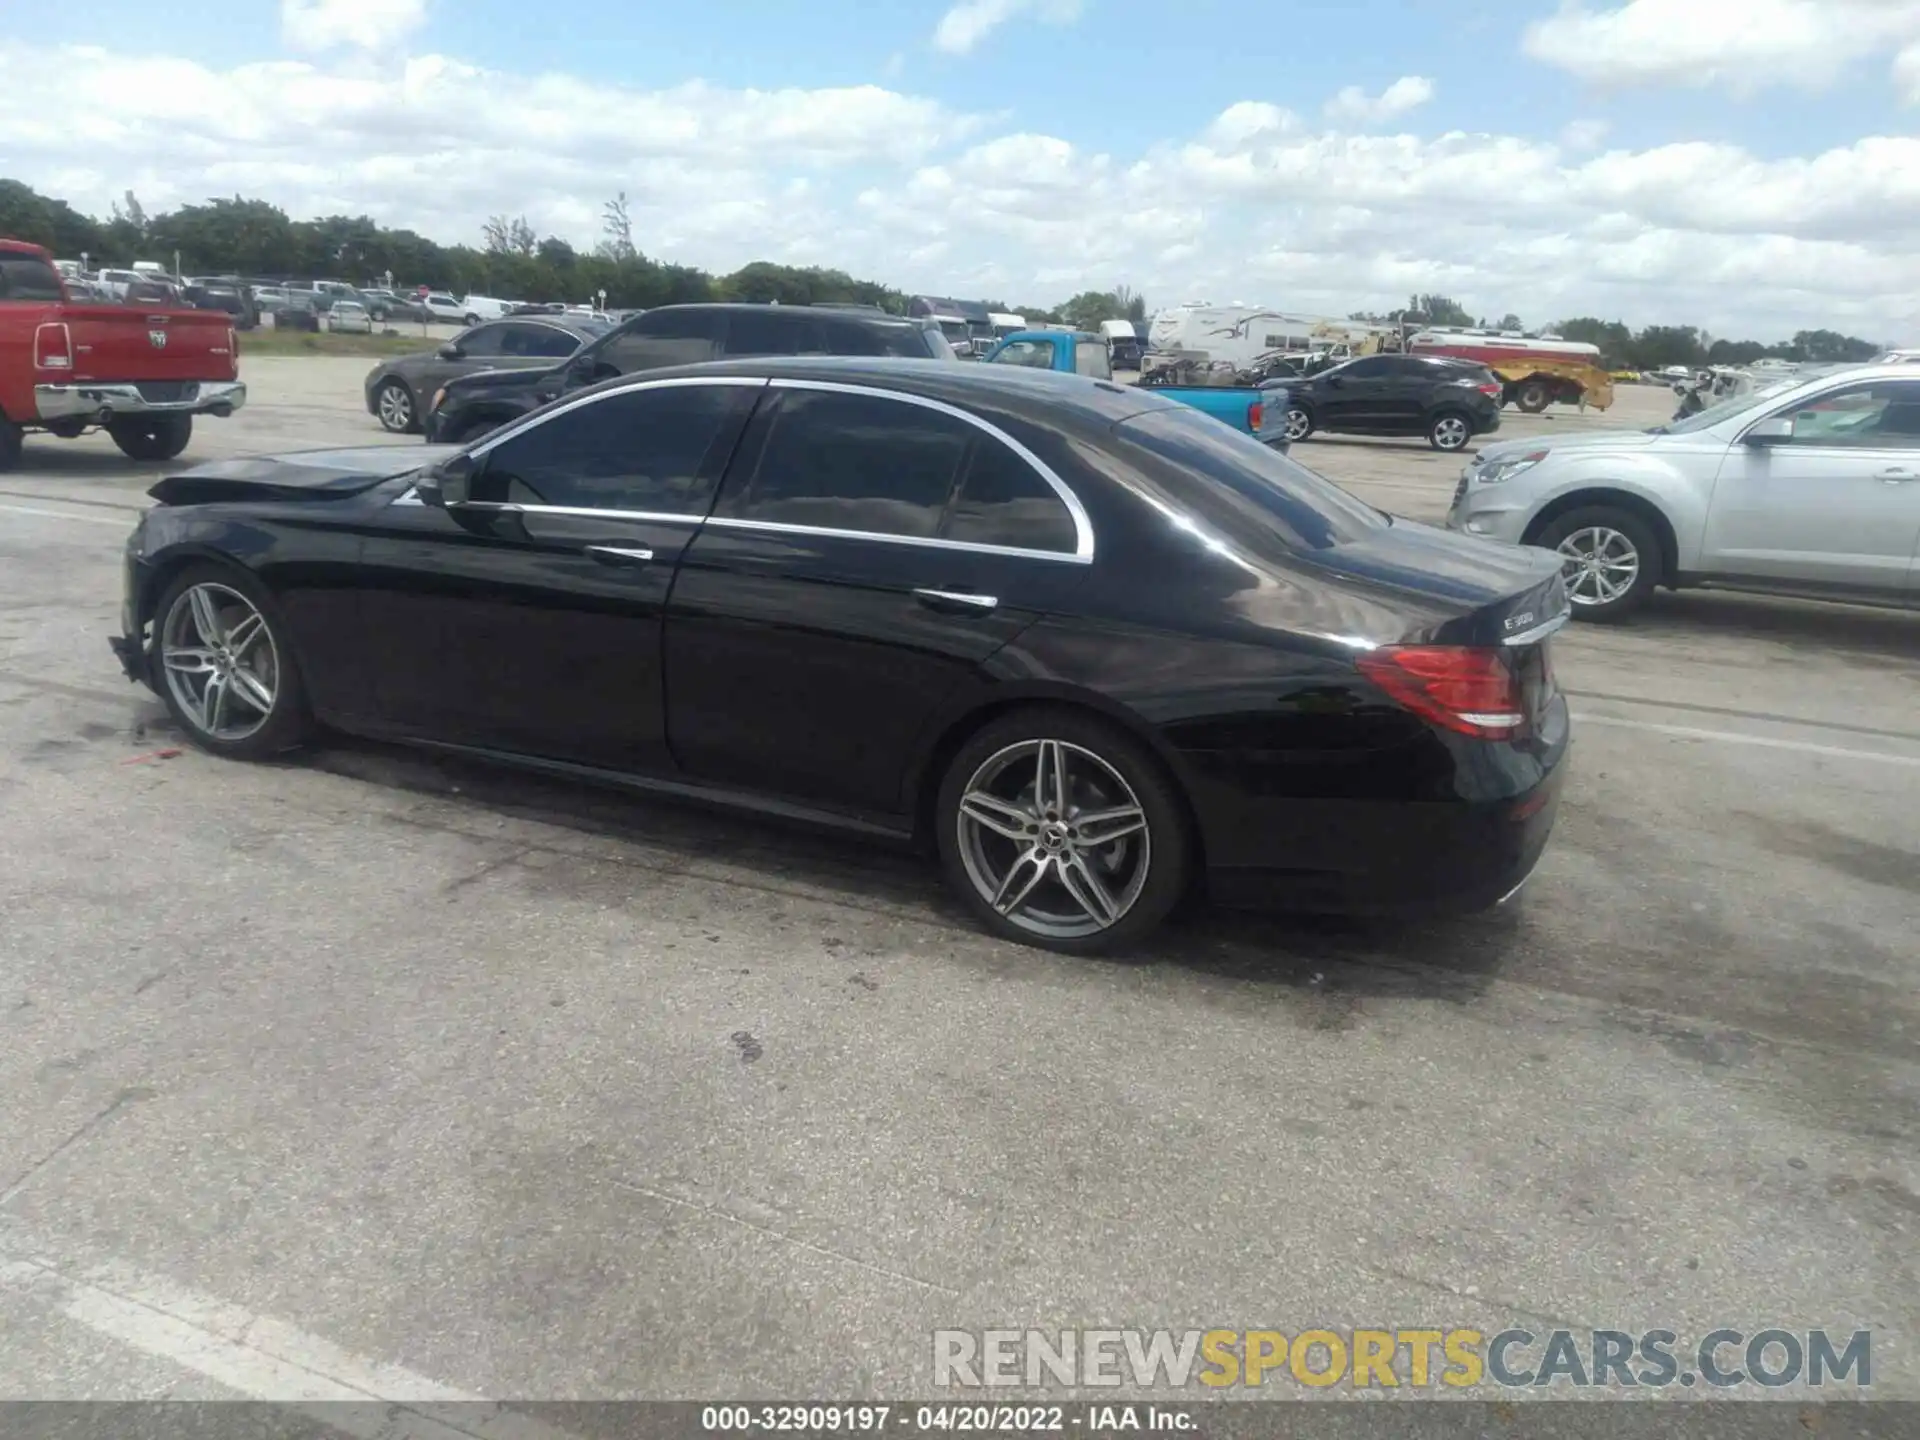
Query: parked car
[
  {"left": 326, "top": 300, "right": 373, "bottom": 334},
  {"left": 986, "top": 330, "right": 1292, "bottom": 448},
  {"left": 424, "top": 302, "right": 952, "bottom": 444},
  {"left": 109, "top": 357, "right": 1570, "bottom": 952},
  {"left": 1279, "top": 354, "right": 1505, "bottom": 452},
  {"left": 0, "top": 238, "right": 244, "bottom": 469},
  {"left": 362, "top": 315, "right": 610, "bottom": 434},
  {"left": 459, "top": 294, "right": 513, "bottom": 324},
  {"left": 418, "top": 291, "right": 468, "bottom": 324},
  {"left": 183, "top": 279, "right": 259, "bottom": 331},
  {"left": 263, "top": 289, "right": 322, "bottom": 332},
  {"left": 1449, "top": 363, "right": 1920, "bottom": 620}
]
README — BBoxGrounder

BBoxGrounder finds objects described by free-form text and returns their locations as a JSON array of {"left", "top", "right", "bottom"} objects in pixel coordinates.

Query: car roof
[
  {"left": 642, "top": 302, "right": 924, "bottom": 330},
  {"left": 571, "top": 355, "right": 1184, "bottom": 427}
]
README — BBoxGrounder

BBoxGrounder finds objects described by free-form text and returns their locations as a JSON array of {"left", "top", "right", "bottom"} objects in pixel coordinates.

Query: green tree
[
  {"left": 1496, "top": 312, "right": 1524, "bottom": 331},
  {"left": 1058, "top": 289, "right": 1121, "bottom": 331},
  {"left": 1410, "top": 293, "right": 1474, "bottom": 327},
  {"left": 1631, "top": 325, "right": 1707, "bottom": 370},
  {"left": 1785, "top": 329, "right": 1879, "bottom": 364}
]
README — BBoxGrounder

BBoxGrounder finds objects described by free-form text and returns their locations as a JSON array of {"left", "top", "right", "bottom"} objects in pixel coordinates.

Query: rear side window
[
  {"left": 1116, "top": 406, "right": 1386, "bottom": 551},
  {"left": 823, "top": 321, "right": 936, "bottom": 358},
  {"left": 1073, "top": 341, "right": 1112, "bottom": 380},
  {"left": 945, "top": 440, "right": 1079, "bottom": 554},
  {"left": 724, "top": 309, "right": 824, "bottom": 356},
  {"left": 0, "top": 255, "right": 67, "bottom": 301}
]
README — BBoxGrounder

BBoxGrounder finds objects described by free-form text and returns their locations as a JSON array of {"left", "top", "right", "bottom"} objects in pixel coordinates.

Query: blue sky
[{"left": 5, "top": 0, "right": 1919, "bottom": 338}]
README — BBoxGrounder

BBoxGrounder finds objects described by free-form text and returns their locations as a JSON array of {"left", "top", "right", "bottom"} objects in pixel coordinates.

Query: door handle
[
  {"left": 584, "top": 545, "right": 654, "bottom": 567},
  {"left": 913, "top": 588, "right": 999, "bottom": 613}
]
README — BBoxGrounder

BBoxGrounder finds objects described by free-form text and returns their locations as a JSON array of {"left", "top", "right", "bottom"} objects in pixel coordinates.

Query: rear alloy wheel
[
  {"left": 1534, "top": 505, "right": 1662, "bottom": 621},
  {"left": 464, "top": 313, "right": 481, "bottom": 327},
  {"left": 107, "top": 415, "right": 193, "bottom": 462},
  {"left": 938, "top": 710, "right": 1190, "bottom": 953},
  {"left": 374, "top": 379, "right": 416, "bottom": 433},
  {"left": 1428, "top": 411, "right": 1472, "bottom": 452},
  {"left": 1282, "top": 405, "right": 1315, "bottom": 442},
  {"left": 152, "top": 566, "right": 313, "bottom": 758},
  {"left": 1515, "top": 380, "right": 1552, "bottom": 413}
]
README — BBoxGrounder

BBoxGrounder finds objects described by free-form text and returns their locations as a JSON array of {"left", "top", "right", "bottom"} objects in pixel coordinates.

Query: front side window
[
  {"left": 1774, "top": 381, "right": 1920, "bottom": 448},
  {"left": 457, "top": 324, "right": 508, "bottom": 358},
  {"left": 476, "top": 384, "right": 749, "bottom": 514},
  {"left": 993, "top": 339, "right": 1057, "bottom": 370},
  {"left": 1340, "top": 356, "right": 1392, "bottom": 379},
  {"left": 501, "top": 322, "right": 580, "bottom": 359}
]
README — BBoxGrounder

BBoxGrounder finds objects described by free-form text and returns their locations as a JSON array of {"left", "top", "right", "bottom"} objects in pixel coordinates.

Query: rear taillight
[
  {"left": 33, "top": 321, "right": 74, "bottom": 370},
  {"left": 1477, "top": 382, "right": 1502, "bottom": 397},
  {"left": 1356, "top": 645, "right": 1526, "bottom": 739},
  {"left": 1248, "top": 400, "right": 1264, "bottom": 432}
]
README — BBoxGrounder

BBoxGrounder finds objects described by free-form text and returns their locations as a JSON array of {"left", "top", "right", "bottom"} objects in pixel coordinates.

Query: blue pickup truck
[{"left": 980, "top": 330, "right": 1291, "bottom": 449}]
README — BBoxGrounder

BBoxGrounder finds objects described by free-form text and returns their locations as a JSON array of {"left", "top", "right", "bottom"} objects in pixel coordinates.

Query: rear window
[
  {"left": 1115, "top": 406, "right": 1387, "bottom": 551},
  {"left": 0, "top": 253, "right": 66, "bottom": 302}
]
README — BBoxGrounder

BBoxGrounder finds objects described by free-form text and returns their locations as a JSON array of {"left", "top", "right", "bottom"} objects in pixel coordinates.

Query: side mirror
[
  {"left": 437, "top": 343, "right": 461, "bottom": 360},
  {"left": 1744, "top": 416, "right": 1793, "bottom": 447},
  {"left": 417, "top": 452, "right": 475, "bottom": 507},
  {"left": 1326, "top": 374, "right": 1344, "bottom": 387}
]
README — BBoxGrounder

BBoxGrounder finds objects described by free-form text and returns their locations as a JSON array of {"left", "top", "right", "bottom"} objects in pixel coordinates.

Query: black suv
[
  {"left": 424, "top": 303, "right": 955, "bottom": 444},
  {"left": 1277, "top": 354, "right": 1504, "bottom": 452}
]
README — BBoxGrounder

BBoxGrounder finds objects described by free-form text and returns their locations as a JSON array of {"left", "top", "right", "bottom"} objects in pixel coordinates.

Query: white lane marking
[
  {"left": 0, "top": 1225, "right": 584, "bottom": 1437},
  {"left": 1575, "top": 713, "right": 1920, "bottom": 768},
  {"left": 0, "top": 501, "right": 131, "bottom": 528}
]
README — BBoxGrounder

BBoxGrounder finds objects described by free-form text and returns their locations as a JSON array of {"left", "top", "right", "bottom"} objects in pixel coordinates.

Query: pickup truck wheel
[
  {"left": 1281, "top": 405, "right": 1314, "bottom": 442},
  {"left": 1534, "top": 506, "right": 1662, "bottom": 622},
  {"left": 0, "top": 415, "right": 22, "bottom": 472},
  {"left": 374, "top": 380, "right": 417, "bottom": 433},
  {"left": 108, "top": 415, "right": 193, "bottom": 462},
  {"left": 1515, "top": 380, "right": 1552, "bottom": 414},
  {"left": 1428, "top": 410, "right": 1473, "bottom": 452}
]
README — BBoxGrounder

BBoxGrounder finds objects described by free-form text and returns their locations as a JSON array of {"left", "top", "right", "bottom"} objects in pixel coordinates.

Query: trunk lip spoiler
[{"left": 1501, "top": 612, "right": 1569, "bottom": 647}]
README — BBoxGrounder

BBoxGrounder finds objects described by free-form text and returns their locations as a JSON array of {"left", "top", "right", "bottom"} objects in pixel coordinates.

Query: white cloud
[
  {"left": 1523, "top": 0, "right": 1920, "bottom": 94},
  {"left": 932, "top": 0, "right": 1085, "bottom": 56},
  {"left": 1897, "top": 39, "right": 1920, "bottom": 102},
  {"left": 1559, "top": 118, "right": 1610, "bottom": 152},
  {"left": 3, "top": 39, "right": 1919, "bottom": 342},
  {"left": 1323, "top": 76, "right": 1435, "bottom": 125},
  {"left": 282, "top": 0, "right": 429, "bottom": 53}
]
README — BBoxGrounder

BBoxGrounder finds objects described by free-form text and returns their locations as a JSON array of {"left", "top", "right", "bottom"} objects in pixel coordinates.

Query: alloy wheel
[
  {"left": 377, "top": 383, "right": 413, "bottom": 431},
  {"left": 160, "top": 583, "right": 280, "bottom": 741},
  {"left": 1555, "top": 526, "right": 1641, "bottom": 607},
  {"left": 954, "top": 738, "right": 1152, "bottom": 942},
  {"left": 1283, "top": 408, "right": 1312, "bottom": 441},
  {"left": 1432, "top": 416, "right": 1470, "bottom": 450}
]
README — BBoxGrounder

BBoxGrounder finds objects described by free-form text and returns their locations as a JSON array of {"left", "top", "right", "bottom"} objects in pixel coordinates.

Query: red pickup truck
[{"left": 0, "top": 238, "right": 245, "bottom": 471}]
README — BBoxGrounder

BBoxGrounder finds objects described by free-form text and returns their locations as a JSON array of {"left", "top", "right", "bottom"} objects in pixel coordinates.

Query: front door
[
  {"left": 663, "top": 381, "right": 1091, "bottom": 818},
  {"left": 1318, "top": 356, "right": 1392, "bottom": 427},
  {"left": 1702, "top": 377, "right": 1920, "bottom": 598},
  {"left": 352, "top": 377, "right": 763, "bottom": 772}
]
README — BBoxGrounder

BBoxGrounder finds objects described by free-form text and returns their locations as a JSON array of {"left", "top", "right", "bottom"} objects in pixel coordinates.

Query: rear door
[
  {"left": 353, "top": 377, "right": 762, "bottom": 771},
  {"left": 1702, "top": 377, "right": 1920, "bottom": 598},
  {"left": 663, "top": 380, "right": 1092, "bottom": 817}
]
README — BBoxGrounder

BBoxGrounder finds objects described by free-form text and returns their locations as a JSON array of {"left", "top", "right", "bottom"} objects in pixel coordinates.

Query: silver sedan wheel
[
  {"left": 1555, "top": 525, "right": 1641, "bottom": 606},
  {"left": 160, "top": 583, "right": 280, "bottom": 741},
  {"left": 1283, "top": 408, "right": 1312, "bottom": 441},
  {"left": 1432, "top": 415, "right": 1471, "bottom": 450},
  {"left": 954, "top": 738, "right": 1152, "bottom": 941},
  {"left": 376, "top": 382, "right": 413, "bottom": 431}
]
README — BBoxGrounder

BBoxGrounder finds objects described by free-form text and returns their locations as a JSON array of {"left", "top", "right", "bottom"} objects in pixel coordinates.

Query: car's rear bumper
[{"left": 36, "top": 380, "right": 246, "bottom": 424}]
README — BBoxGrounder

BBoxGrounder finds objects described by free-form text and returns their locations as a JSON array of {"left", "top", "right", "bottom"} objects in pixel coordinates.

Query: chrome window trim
[
  {"left": 763, "top": 376, "right": 1094, "bottom": 561},
  {"left": 703, "top": 514, "right": 1088, "bottom": 564},
  {"left": 465, "top": 374, "right": 771, "bottom": 460},
  {"left": 1739, "top": 376, "right": 1920, "bottom": 448}
]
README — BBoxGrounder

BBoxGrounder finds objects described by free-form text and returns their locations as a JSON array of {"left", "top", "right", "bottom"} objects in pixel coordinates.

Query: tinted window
[
  {"left": 823, "top": 320, "right": 937, "bottom": 358},
  {"left": 501, "top": 322, "right": 581, "bottom": 359},
  {"left": 731, "top": 390, "right": 969, "bottom": 538},
  {"left": 599, "top": 309, "right": 723, "bottom": 372},
  {"left": 724, "top": 309, "right": 824, "bottom": 356},
  {"left": 993, "top": 339, "right": 1057, "bottom": 369},
  {"left": 1777, "top": 381, "right": 1920, "bottom": 448},
  {"left": 457, "top": 324, "right": 509, "bottom": 358},
  {"left": 1339, "top": 356, "right": 1393, "bottom": 379},
  {"left": 1073, "top": 341, "right": 1113, "bottom": 380},
  {"left": 477, "top": 384, "right": 745, "bottom": 514},
  {"left": 945, "top": 439, "right": 1078, "bottom": 554},
  {"left": 0, "top": 255, "right": 67, "bottom": 301},
  {"left": 1116, "top": 407, "right": 1387, "bottom": 550}
]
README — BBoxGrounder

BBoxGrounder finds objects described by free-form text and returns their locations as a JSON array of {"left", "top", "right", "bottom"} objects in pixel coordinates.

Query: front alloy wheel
[
  {"left": 375, "top": 380, "right": 415, "bottom": 433},
  {"left": 153, "top": 567, "right": 313, "bottom": 756},
  {"left": 938, "top": 712, "right": 1190, "bottom": 952},
  {"left": 1282, "top": 406, "right": 1314, "bottom": 442},
  {"left": 1555, "top": 525, "right": 1640, "bottom": 608}
]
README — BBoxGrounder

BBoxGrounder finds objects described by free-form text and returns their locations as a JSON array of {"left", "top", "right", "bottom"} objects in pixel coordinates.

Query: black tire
[
  {"left": 1532, "top": 505, "right": 1663, "bottom": 622},
  {"left": 107, "top": 414, "right": 193, "bottom": 462},
  {"left": 1281, "top": 403, "right": 1315, "bottom": 443},
  {"left": 0, "top": 414, "right": 21, "bottom": 473},
  {"left": 1427, "top": 409, "right": 1473, "bottom": 452},
  {"left": 464, "top": 313, "right": 481, "bottom": 327},
  {"left": 452, "top": 416, "right": 502, "bottom": 445},
  {"left": 935, "top": 706, "right": 1192, "bottom": 954},
  {"left": 374, "top": 379, "right": 417, "bottom": 434},
  {"left": 1515, "top": 380, "right": 1552, "bottom": 413},
  {"left": 149, "top": 563, "right": 314, "bottom": 758}
]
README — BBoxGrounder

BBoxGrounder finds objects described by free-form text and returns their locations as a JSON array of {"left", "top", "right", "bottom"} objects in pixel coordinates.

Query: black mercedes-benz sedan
[{"left": 109, "top": 358, "right": 1571, "bottom": 953}]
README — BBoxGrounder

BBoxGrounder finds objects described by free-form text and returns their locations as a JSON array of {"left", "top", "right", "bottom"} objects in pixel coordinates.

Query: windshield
[{"left": 1661, "top": 378, "right": 1799, "bottom": 434}]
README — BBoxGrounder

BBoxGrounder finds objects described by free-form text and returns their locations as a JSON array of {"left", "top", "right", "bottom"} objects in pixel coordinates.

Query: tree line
[{"left": 0, "top": 181, "right": 1880, "bottom": 364}]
